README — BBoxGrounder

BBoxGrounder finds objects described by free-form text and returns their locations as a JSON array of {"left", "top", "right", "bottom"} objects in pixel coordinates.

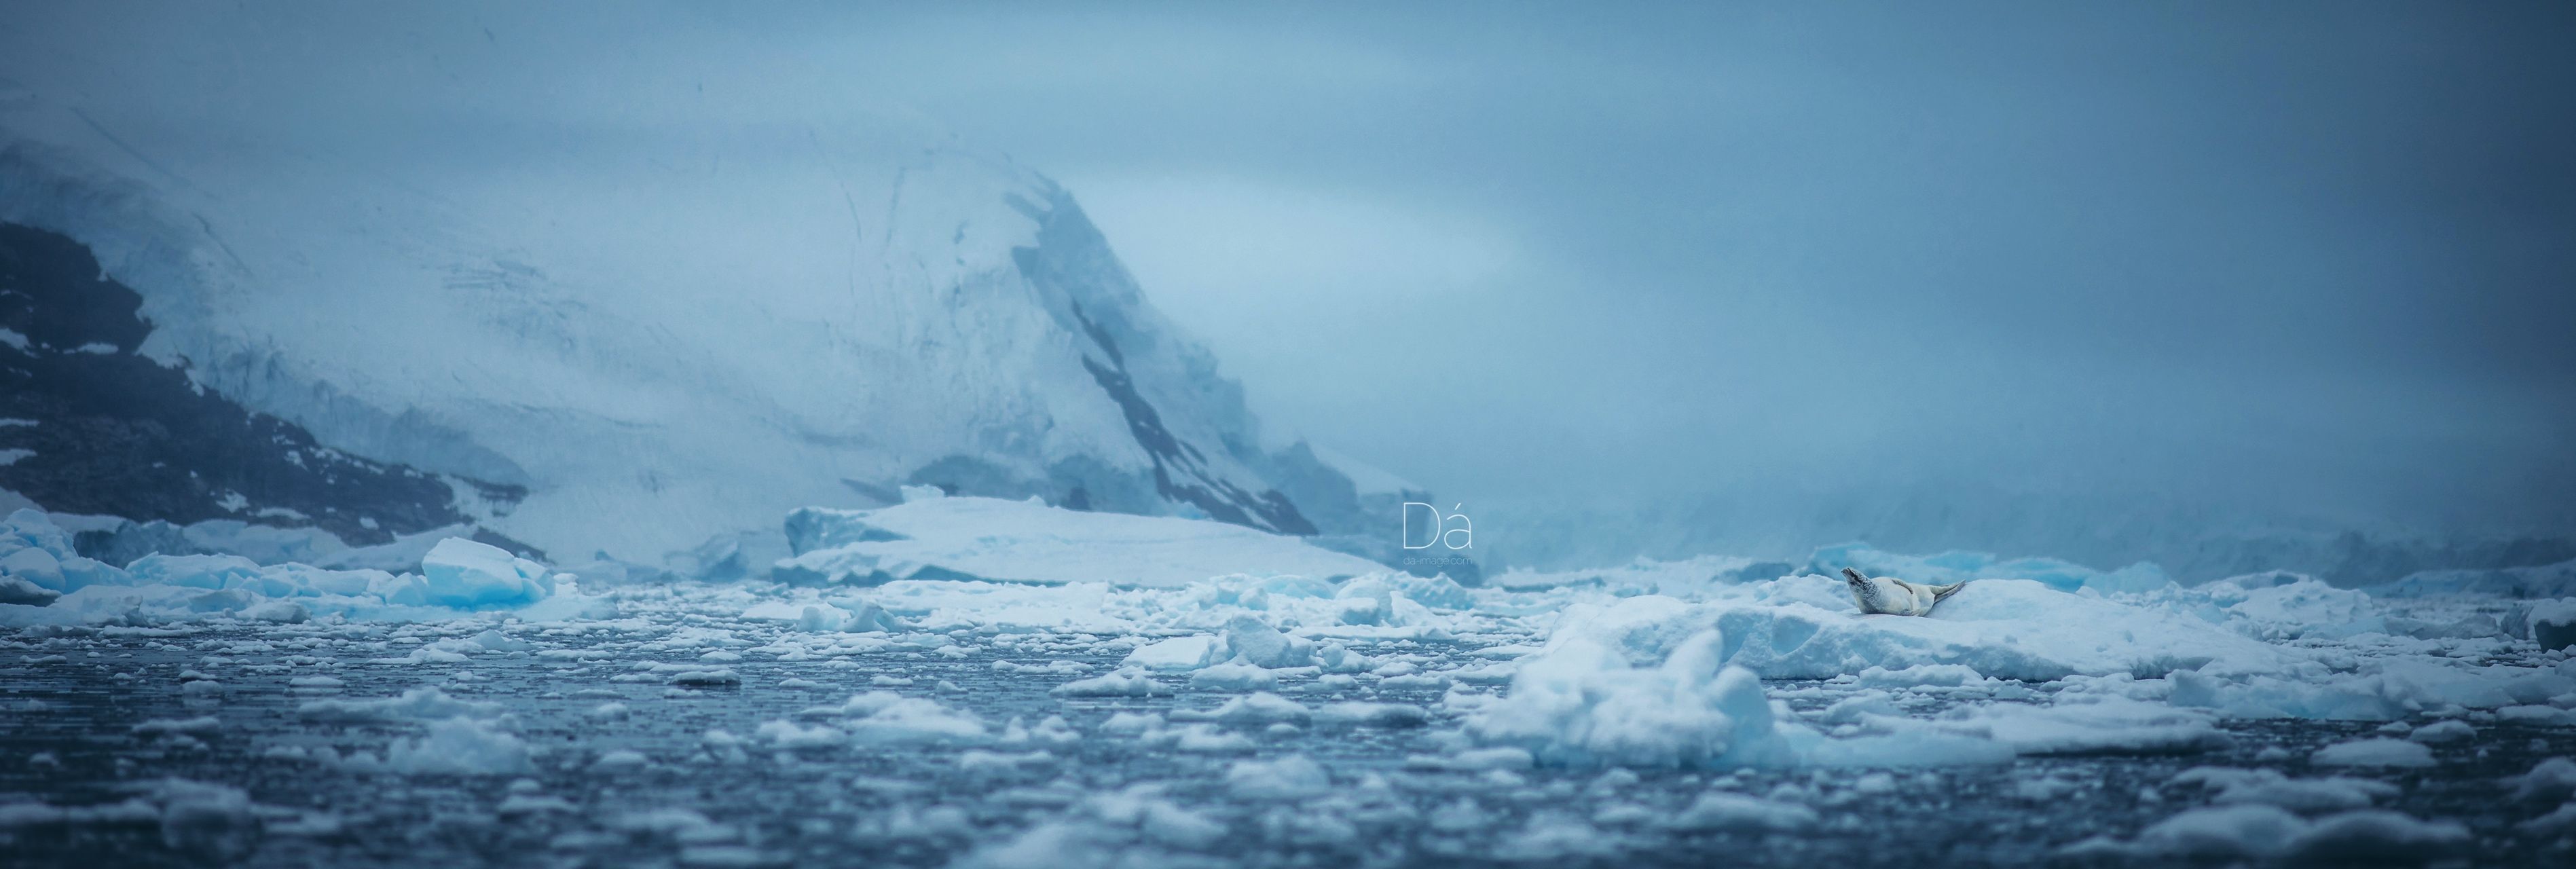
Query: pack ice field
[{"left": 7, "top": 492, "right": 2576, "bottom": 868}]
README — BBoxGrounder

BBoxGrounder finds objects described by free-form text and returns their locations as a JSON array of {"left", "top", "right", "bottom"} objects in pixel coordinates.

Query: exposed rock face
[{"left": 0, "top": 221, "right": 527, "bottom": 553}]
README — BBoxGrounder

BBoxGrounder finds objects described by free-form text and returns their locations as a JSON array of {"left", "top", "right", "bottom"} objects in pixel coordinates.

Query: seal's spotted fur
[{"left": 1842, "top": 567, "right": 1968, "bottom": 616}]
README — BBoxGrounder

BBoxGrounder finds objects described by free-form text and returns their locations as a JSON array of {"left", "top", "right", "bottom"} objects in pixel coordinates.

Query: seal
[{"left": 1841, "top": 568, "right": 1968, "bottom": 616}]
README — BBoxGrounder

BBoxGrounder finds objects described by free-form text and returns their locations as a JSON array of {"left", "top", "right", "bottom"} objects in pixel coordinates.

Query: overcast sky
[
  {"left": 10, "top": 1, "right": 2573, "bottom": 538},
  {"left": 822, "top": 1, "right": 2576, "bottom": 533}
]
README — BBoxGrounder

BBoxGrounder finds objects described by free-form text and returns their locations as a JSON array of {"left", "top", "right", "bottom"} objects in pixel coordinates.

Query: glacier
[{"left": 0, "top": 80, "right": 1422, "bottom": 574}]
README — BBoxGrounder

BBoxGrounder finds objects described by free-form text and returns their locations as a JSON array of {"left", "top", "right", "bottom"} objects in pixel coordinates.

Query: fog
[{"left": 7, "top": 1, "right": 2571, "bottom": 567}]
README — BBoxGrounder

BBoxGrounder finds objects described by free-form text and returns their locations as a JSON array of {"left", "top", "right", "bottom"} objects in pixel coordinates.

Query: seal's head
[{"left": 1841, "top": 568, "right": 1881, "bottom": 610}]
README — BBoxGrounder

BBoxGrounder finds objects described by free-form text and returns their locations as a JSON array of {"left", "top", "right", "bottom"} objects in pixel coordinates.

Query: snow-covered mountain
[{"left": 0, "top": 82, "right": 1427, "bottom": 574}]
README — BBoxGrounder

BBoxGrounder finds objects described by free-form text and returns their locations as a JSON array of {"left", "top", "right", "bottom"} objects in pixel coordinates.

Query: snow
[{"left": 774, "top": 497, "right": 1385, "bottom": 587}]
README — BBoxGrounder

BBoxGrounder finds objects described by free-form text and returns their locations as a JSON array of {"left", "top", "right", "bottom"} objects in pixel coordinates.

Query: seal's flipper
[
  {"left": 1930, "top": 580, "right": 1970, "bottom": 602},
  {"left": 1841, "top": 568, "right": 1869, "bottom": 583}
]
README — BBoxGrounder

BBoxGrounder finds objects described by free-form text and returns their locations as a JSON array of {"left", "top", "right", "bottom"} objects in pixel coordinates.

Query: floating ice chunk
[
  {"left": 2310, "top": 737, "right": 2437, "bottom": 769},
  {"left": 1226, "top": 755, "right": 1331, "bottom": 800},
  {"left": 496, "top": 794, "right": 576, "bottom": 815},
  {"left": 1051, "top": 667, "right": 1171, "bottom": 697},
  {"left": 1312, "top": 701, "right": 1431, "bottom": 728},
  {"left": 1855, "top": 664, "right": 1986, "bottom": 688},
  {"left": 1658, "top": 792, "right": 1820, "bottom": 832},
  {"left": 1936, "top": 697, "right": 2233, "bottom": 756},
  {"left": 997, "top": 715, "right": 1080, "bottom": 748},
  {"left": 1492, "top": 811, "right": 1621, "bottom": 862},
  {"left": 822, "top": 691, "right": 987, "bottom": 745},
  {"left": 468, "top": 629, "right": 532, "bottom": 652},
  {"left": 1181, "top": 692, "right": 1310, "bottom": 726},
  {"left": 1314, "top": 642, "right": 1370, "bottom": 673},
  {"left": 1150, "top": 724, "right": 1256, "bottom": 754},
  {"left": 1, "top": 511, "right": 128, "bottom": 595},
  {"left": 1778, "top": 722, "right": 2018, "bottom": 768},
  {"left": 667, "top": 668, "right": 741, "bottom": 686},
  {"left": 2527, "top": 599, "right": 2576, "bottom": 650},
  {"left": 1546, "top": 580, "right": 2295, "bottom": 682},
  {"left": 1221, "top": 615, "right": 1313, "bottom": 668},
  {"left": 1331, "top": 576, "right": 1407, "bottom": 626},
  {"left": 2218, "top": 659, "right": 2576, "bottom": 720},
  {"left": 1122, "top": 635, "right": 1223, "bottom": 672},
  {"left": 2132, "top": 574, "right": 2395, "bottom": 642},
  {"left": 2285, "top": 811, "right": 2472, "bottom": 863},
  {"left": 2508, "top": 757, "right": 2576, "bottom": 804},
  {"left": 2408, "top": 720, "right": 2476, "bottom": 744},
  {"left": 2074, "top": 805, "right": 2482, "bottom": 863},
  {"left": 2521, "top": 801, "right": 2576, "bottom": 838},
  {"left": 2067, "top": 805, "right": 2307, "bottom": 859},
  {"left": 738, "top": 598, "right": 906, "bottom": 633},
  {"left": 0, "top": 778, "right": 267, "bottom": 860},
  {"left": 1099, "top": 711, "right": 1164, "bottom": 735},
  {"left": 1469, "top": 629, "right": 1787, "bottom": 768},
  {"left": 413, "top": 538, "right": 555, "bottom": 609},
  {"left": 2499, "top": 705, "right": 2576, "bottom": 726},
  {"left": 1406, "top": 747, "right": 1536, "bottom": 773},
  {"left": 0, "top": 574, "right": 59, "bottom": 605},
  {"left": 993, "top": 659, "right": 1090, "bottom": 676},
  {"left": 1187, "top": 663, "right": 1277, "bottom": 691},
  {"left": 756, "top": 719, "right": 845, "bottom": 749},
  {"left": 298, "top": 687, "right": 501, "bottom": 721},
  {"left": 386, "top": 718, "right": 533, "bottom": 775},
  {"left": 132, "top": 716, "right": 222, "bottom": 736},
  {"left": 592, "top": 749, "right": 649, "bottom": 770},
  {"left": 2168, "top": 767, "right": 2398, "bottom": 813}
]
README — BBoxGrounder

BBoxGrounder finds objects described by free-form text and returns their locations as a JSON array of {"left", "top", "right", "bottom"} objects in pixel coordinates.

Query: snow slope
[
  {"left": 0, "top": 14, "right": 1403, "bottom": 565},
  {"left": 774, "top": 492, "right": 1388, "bottom": 588}
]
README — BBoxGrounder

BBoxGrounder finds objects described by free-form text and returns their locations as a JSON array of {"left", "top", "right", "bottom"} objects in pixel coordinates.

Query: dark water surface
[{"left": 3, "top": 622, "right": 2569, "bottom": 868}]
